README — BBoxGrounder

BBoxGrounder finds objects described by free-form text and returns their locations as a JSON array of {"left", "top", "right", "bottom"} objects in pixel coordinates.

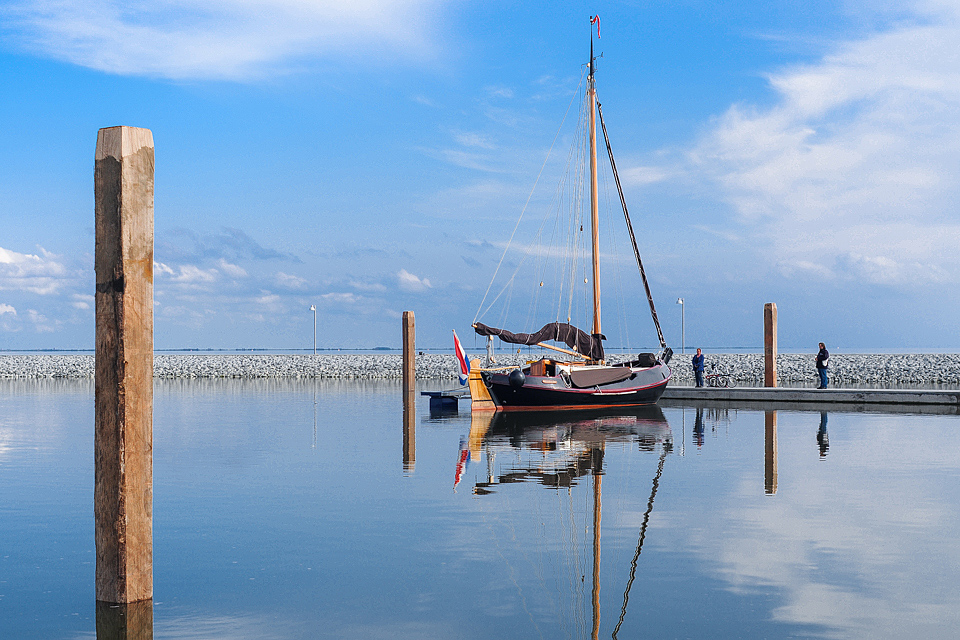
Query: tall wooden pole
[
  {"left": 764, "top": 303, "right": 778, "bottom": 388},
  {"left": 588, "top": 51, "right": 601, "bottom": 340},
  {"left": 95, "top": 126, "right": 154, "bottom": 604},
  {"left": 402, "top": 311, "right": 415, "bottom": 395}
]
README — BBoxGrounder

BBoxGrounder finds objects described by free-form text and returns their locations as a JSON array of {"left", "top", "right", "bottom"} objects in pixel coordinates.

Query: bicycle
[{"left": 705, "top": 365, "right": 736, "bottom": 388}]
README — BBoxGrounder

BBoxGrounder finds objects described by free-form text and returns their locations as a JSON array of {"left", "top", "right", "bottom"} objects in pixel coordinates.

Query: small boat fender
[{"left": 509, "top": 369, "right": 526, "bottom": 388}]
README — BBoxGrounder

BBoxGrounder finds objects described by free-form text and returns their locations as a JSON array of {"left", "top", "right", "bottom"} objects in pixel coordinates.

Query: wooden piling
[
  {"left": 402, "top": 311, "right": 415, "bottom": 395},
  {"left": 764, "top": 303, "right": 777, "bottom": 388},
  {"left": 95, "top": 126, "right": 154, "bottom": 604}
]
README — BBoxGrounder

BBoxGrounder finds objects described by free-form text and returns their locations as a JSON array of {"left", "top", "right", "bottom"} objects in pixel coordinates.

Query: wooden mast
[{"left": 588, "top": 25, "right": 601, "bottom": 343}]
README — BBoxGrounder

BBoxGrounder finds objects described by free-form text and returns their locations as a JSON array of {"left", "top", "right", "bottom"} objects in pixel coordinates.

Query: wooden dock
[
  {"left": 421, "top": 389, "right": 470, "bottom": 411},
  {"left": 661, "top": 386, "right": 960, "bottom": 413}
]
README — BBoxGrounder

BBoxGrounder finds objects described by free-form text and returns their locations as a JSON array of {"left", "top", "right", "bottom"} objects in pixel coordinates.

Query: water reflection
[
  {"left": 460, "top": 407, "right": 672, "bottom": 639},
  {"left": 765, "top": 410, "right": 778, "bottom": 495},
  {"left": 402, "top": 391, "right": 416, "bottom": 472},
  {"left": 96, "top": 600, "right": 152, "bottom": 640},
  {"left": 612, "top": 435, "right": 669, "bottom": 640},
  {"left": 818, "top": 412, "right": 829, "bottom": 457},
  {"left": 693, "top": 408, "right": 705, "bottom": 448},
  {"left": 5, "top": 379, "right": 960, "bottom": 639},
  {"left": 467, "top": 407, "right": 670, "bottom": 493}
]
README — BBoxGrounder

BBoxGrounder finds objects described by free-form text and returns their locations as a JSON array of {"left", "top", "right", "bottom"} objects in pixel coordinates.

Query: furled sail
[{"left": 473, "top": 321, "right": 605, "bottom": 361}]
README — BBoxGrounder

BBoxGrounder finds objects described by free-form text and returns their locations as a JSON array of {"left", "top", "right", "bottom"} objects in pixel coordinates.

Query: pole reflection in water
[
  {"left": 765, "top": 410, "right": 778, "bottom": 495},
  {"left": 465, "top": 406, "right": 672, "bottom": 638},
  {"left": 96, "top": 600, "right": 153, "bottom": 640},
  {"left": 402, "top": 391, "right": 416, "bottom": 472},
  {"left": 818, "top": 412, "right": 829, "bottom": 458}
]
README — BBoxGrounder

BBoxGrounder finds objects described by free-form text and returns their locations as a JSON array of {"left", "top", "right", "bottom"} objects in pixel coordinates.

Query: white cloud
[
  {"left": 486, "top": 86, "right": 514, "bottom": 99},
  {"left": 454, "top": 131, "right": 496, "bottom": 150},
  {"left": 622, "top": 165, "right": 674, "bottom": 186},
  {"left": 217, "top": 259, "right": 248, "bottom": 278},
  {"left": 70, "top": 293, "right": 93, "bottom": 310},
  {"left": 26, "top": 308, "right": 55, "bottom": 332},
  {"left": 348, "top": 280, "right": 387, "bottom": 293},
  {"left": 0, "top": 303, "right": 15, "bottom": 315},
  {"left": 321, "top": 292, "right": 359, "bottom": 304},
  {"left": 2, "top": 0, "right": 447, "bottom": 80},
  {"left": 275, "top": 271, "right": 306, "bottom": 289},
  {"left": 161, "top": 264, "right": 219, "bottom": 284},
  {"left": 397, "top": 268, "right": 431, "bottom": 292},
  {"left": 255, "top": 292, "right": 281, "bottom": 306},
  {"left": 679, "top": 3, "right": 960, "bottom": 287},
  {"left": 0, "top": 245, "right": 69, "bottom": 295}
]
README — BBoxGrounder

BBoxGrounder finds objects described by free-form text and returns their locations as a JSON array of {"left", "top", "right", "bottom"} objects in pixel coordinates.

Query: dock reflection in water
[{"left": 3, "top": 379, "right": 960, "bottom": 639}]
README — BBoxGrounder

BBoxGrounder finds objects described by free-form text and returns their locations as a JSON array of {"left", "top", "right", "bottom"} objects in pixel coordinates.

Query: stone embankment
[{"left": 1, "top": 353, "right": 959, "bottom": 388}]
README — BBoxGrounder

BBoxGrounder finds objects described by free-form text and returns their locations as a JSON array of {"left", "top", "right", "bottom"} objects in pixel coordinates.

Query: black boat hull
[{"left": 482, "top": 364, "right": 671, "bottom": 411}]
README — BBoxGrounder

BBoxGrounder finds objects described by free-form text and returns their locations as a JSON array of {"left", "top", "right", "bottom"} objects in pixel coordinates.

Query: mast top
[{"left": 589, "top": 15, "right": 600, "bottom": 80}]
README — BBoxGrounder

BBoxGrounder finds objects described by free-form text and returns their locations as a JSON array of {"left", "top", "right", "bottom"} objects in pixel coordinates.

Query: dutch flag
[{"left": 453, "top": 329, "right": 470, "bottom": 386}]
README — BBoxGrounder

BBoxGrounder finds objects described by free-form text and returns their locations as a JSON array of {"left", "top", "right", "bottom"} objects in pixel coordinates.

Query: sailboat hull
[{"left": 481, "top": 363, "right": 671, "bottom": 411}]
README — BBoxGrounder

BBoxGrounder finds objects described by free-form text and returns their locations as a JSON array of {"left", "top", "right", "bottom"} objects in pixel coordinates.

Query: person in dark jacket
[
  {"left": 815, "top": 343, "right": 829, "bottom": 389},
  {"left": 692, "top": 348, "right": 705, "bottom": 387}
]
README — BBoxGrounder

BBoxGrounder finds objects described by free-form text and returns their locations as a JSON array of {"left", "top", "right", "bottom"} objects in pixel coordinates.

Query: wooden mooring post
[
  {"left": 764, "top": 303, "right": 777, "bottom": 388},
  {"left": 95, "top": 126, "right": 154, "bottom": 606},
  {"left": 402, "top": 311, "right": 415, "bottom": 394}
]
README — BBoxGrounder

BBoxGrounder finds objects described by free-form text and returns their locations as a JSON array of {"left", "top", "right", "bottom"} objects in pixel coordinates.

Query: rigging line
[
  {"left": 596, "top": 99, "right": 667, "bottom": 350},
  {"left": 555, "top": 485, "right": 580, "bottom": 640},
  {"left": 526, "top": 119, "right": 578, "bottom": 329},
  {"left": 566, "top": 109, "right": 588, "bottom": 325},
  {"left": 598, "top": 155, "right": 627, "bottom": 351},
  {"left": 546, "top": 86, "right": 585, "bottom": 325},
  {"left": 605, "top": 168, "right": 632, "bottom": 353},
  {"left": 474, "top": 68, "right": 587, "bottom": 325},
  {"left": 552, "top": 99, "right": 583, "bottom": 324},
  {"left": 479, "top": 125, "right": 581, "bottom": 326},
  {"left": 611, "top": 445, "right": 668, "bottom": 639},
  {"left": 558, "top": 86, "right": 587, "bottom": 323}
]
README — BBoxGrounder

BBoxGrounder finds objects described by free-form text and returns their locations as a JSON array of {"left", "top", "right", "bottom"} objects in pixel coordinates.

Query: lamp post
[
  {"left": 676, "top": 297, "right": 684, "bottom": 355},
  {"left": 309, "top": 305, "right": 317, "bottom": 354}
]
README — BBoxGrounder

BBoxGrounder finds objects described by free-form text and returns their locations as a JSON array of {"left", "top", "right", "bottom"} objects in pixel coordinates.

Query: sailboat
[{"left": 470, "top": 18, "right": 673, "bottom": 412}]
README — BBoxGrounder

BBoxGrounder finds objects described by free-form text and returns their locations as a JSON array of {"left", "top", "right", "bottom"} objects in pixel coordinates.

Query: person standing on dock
[
  {"left": 692, "top": 348, "right": 705, "bottom": 387},
  {"left": 816, "top": 343, "right": 830, "bottom": 389}
]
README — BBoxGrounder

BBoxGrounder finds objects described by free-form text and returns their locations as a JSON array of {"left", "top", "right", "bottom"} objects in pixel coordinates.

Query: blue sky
[{"left": 1, "top": 0, "right": 959, "bottom": 351}]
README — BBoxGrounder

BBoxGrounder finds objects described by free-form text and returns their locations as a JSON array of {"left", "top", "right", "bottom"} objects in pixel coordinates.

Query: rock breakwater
[{"left": 1, "top": 353, "right": 958, "bottom": 388}]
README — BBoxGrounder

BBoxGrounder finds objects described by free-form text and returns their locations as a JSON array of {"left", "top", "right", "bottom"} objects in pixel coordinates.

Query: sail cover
[{"left": 473, "top": 322, "right": 605, "bottom": 361}]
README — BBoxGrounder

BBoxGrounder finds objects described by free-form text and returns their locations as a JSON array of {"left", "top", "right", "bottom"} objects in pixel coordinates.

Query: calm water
[{"left": 1, "top": 379, "right": 959, "bottom": 639}]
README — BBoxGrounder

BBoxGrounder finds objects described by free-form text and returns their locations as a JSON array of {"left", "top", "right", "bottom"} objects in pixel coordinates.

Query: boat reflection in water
[{"left": 458, "top": 406, "right": 672, "bottom": 640}]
